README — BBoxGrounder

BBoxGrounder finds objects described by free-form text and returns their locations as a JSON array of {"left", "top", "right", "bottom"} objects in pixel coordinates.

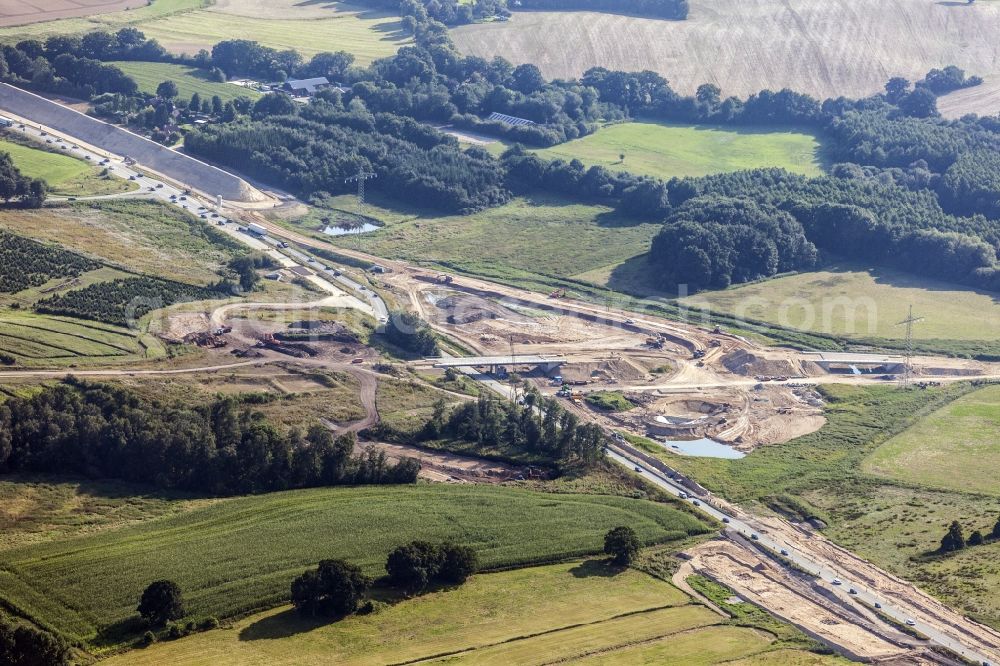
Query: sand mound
[{"left": 722, "top": 349, "right": 799, "bottom": 377}]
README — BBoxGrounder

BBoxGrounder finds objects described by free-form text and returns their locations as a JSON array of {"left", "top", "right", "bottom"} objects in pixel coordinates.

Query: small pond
[
  {"left": 662, "top": 437, "right": 745, "bottom": 459},
  {"left": 323, "top": 222, "right": 380, "bottom": 236}
]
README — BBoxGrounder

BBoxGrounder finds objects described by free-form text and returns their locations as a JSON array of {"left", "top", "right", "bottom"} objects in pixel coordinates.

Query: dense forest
[
  {"left": 649, "top": 198, "right": 817, "bottom": 290},
  {"left": 186, "top": 98, "right": 508, "bottom": 212},
  {"left": 0, "top": 379, "right": 419, "bottom": 495}
]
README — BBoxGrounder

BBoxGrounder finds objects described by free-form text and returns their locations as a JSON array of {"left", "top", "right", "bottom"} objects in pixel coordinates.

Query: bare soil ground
[
  {"left": 355, "top": 440, "right": 530, "bottom": 483},
  {"left": 0, "top": 0, "right": 144, "bottom": 27},
  {"left": 451, "top": 0, "right": 1000, "bottom": 115},
  {"left": 684, "top": 538, "right": 920, "bottom": 662}
]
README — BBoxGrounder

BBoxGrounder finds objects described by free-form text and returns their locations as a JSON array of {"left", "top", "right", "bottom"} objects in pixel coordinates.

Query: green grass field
[
  {"left": 106, "top": 562, "right": 760, "bottom": 666},
  {"left": 0, "top": 484, "right": 708, "bottom": 643},
  {"left": 110, "top": 61, "right": 262, "bottom": 102},
  {"left": 0, "top": 476, "right": 216, "bottom": 553},
  {"left": 135, "top": 4, "right": 410, "bottom": 61},
  {"left": 863, "top": 385, "right": 1000, "bottom": 495},
  {"left": 680, "top": 263, "right": 1000, "bottom": 342},
  {"left": 0, "top": 139, "right": 134, "bottom": 196},
  {"left": 288, "top": 194, "right": 660, "bottom": 287},
  {"left": 532, "top": 122, "right": 824, "bottom": 179}
]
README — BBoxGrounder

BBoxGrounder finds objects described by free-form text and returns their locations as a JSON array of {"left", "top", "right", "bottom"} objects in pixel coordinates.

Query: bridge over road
[{"left": 428, "top": 355, "right": 566, "bottom": 374}]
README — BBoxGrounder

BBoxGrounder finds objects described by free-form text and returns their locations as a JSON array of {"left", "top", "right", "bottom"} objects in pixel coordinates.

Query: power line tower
[
  {"left": 344, "top": 170, "right": 376, "bottom": 219},
  {"left": 894, "top": 305, "right": 924, "bottom": 388}
]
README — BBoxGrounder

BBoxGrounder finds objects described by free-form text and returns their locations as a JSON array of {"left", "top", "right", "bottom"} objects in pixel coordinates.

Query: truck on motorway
[{"left": 247, "top": 223, "right": 267, "bottom": 237}]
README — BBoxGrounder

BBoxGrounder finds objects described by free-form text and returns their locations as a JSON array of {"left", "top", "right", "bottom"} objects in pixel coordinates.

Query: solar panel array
[{"left": 487, "top": 111, "right": 536, "bottom": 126}]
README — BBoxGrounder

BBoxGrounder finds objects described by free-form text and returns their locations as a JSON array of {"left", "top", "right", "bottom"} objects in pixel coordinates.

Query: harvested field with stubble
[
  {"left": 451, "top": 0, "right": 1000, "bottom": 115},
  {"left": 0, "top": 0, "right": 145, "bottom": 28},
  {"left": 136, "top": 0, "right": 410, "bottom": 61}
]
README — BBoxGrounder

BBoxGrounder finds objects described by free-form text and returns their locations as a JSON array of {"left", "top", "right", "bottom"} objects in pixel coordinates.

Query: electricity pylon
[{"left": 894, "top": 305, "right": 924, "bottom": 388}]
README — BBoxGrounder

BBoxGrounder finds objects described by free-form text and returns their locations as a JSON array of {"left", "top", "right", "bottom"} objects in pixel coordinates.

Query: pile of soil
[{"left": 722, "top": 349, "right": 801, "bottom": 377}]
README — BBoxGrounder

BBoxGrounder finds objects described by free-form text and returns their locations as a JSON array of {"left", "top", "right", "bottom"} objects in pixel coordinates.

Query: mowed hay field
[
  {"left": 0, "top": 138, "right": 134, "bottom": 197},
  {"left": 680, "top": 264, "right": 1000, "bottom": 342},
  {"left": 0, "top": 484, "right": 708, "bottom": 642},
  {"left": 451, "top": 0, "right": 1000, "bottom": 115},
  {"left": 0, "top": 0, "right": 146, "bottom": 28},
  {"left": 863, "top": 385, "right": 1000, "bottom": 495},
  {"left": 534, "top": 122, "right": 823, "bottom": 180},
  {"left": 110, "top": 62, "right": 261, "bottom": 103},
  {"left": 103, "top": 562, "right": 785, "bottom": 666},
  {"left": 135, "top": 0, "right": 410, "bottom": 61}
]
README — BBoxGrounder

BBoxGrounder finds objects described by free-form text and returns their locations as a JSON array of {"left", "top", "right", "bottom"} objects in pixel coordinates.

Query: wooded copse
[
  {"left": 0, "top": 380, "right": 421, "bottom": 495},
  {"left": 0, "top": 153, "right": 47, "bottom": 208},
  {"left": 409, "top": 391, "right": 607, "bottom": 469}
]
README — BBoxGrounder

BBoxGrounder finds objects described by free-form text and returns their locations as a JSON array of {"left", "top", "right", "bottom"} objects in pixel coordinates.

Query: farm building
[{"left": 283, "top": 77, "right": 331, "bottom": 96}]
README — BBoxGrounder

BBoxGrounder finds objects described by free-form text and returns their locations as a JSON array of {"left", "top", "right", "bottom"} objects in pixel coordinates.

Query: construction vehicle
[
  {"left": 549, "top": 288, "right": 566, "bottom": 298},
  {"left": 692, "top": 349, "right": 706, "bottom": 359},
  {"left": 436, "top": 274, "right": 453, "bottom": 284}
]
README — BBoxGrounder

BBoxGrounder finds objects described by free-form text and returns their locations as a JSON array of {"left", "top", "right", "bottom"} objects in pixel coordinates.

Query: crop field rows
[
  {"left": 0, "top": 485, "right": 709, "bottom": 642},
  {"left": 0, "top": 313, "right": 149, "bottom": 362}
]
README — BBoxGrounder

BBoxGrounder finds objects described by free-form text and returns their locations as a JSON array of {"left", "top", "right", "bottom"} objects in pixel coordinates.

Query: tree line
[
  {"left": 0, "top": 379, "right": 420, "bottom": 495},
  {"left": 0, "top": 152, "right": 46, "bottom": 208},
  {"left": 291, "top": 540, "right": 477, "bottom": 619}
]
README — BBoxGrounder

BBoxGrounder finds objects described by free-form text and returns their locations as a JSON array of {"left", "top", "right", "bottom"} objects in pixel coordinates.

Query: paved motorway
[
  {"left": 1, "top": 112, "right": 388, "bottom": 323},
  {"left": 605, "top": 447, "right": 997, "bottom": 665}
]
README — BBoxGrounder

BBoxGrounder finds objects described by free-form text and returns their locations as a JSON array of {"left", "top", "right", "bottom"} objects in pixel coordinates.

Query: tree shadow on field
[
  {"left": 239, "top": 608, "right": 331, "bottom": 641},
  {"left": 569, "top": 558, "right": 627, "bottom": 578}
]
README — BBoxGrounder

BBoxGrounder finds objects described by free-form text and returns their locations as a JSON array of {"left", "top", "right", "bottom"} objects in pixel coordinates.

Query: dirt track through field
[{"left": 452, "top": 0, "right": 1000, "bottom": 115}]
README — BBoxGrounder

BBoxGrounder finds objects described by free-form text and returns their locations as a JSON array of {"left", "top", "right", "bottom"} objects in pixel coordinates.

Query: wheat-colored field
[{"left": 451, "top": 0, "right": 1000, "bottom": 115}]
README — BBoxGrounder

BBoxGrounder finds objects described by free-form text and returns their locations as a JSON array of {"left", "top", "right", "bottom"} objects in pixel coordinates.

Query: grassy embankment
[
  {"left": 0, "top": 484, "right": 709, "bottom": 645},
  {"left": 0, "top": 137, "right": 134, "bottom": 197},
  {"left": 643, "top": 381, "right": 1000, "bottom": 630}
]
